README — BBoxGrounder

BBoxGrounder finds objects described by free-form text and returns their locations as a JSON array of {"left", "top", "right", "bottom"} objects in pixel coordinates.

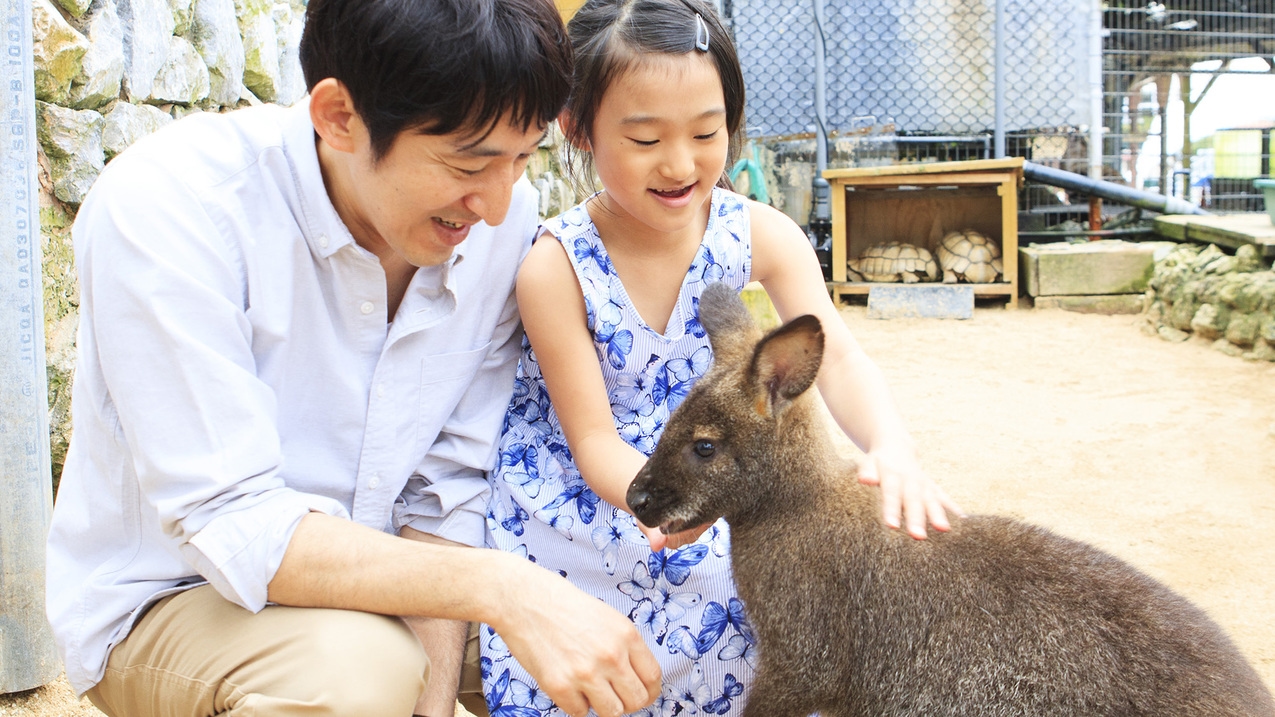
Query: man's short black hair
[{"left": 300, "top": 0, "right": 572, "bottom": 160}]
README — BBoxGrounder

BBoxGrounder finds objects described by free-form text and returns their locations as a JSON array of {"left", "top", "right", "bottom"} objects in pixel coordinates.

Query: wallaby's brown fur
[{"left": 627, "top": 282, "right": 1274, "bottom": 717}]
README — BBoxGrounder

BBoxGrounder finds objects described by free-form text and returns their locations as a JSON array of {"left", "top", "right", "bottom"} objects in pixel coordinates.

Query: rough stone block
[
  {"left": 1031, "top": 294, "right": 1145, "bottom": 315},
  {"left": 866, "top": 284, "right": 973, "bottom": 320},
  {"left": 1019, "top": 241, "right": 1162, "bottom": 297}
]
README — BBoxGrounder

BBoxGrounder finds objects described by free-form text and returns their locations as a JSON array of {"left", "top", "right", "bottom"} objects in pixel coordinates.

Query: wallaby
[{"left": 627, "top": 282, "right": 1274, "bottom": 717}]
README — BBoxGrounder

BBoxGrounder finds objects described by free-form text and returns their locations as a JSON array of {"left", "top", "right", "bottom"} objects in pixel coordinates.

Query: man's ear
[
  {"left": 310, "top": 78, "right": 361, "bottom": 154},
  {"left": 557, "top": 109, "right": 591, "bottom": 152}
]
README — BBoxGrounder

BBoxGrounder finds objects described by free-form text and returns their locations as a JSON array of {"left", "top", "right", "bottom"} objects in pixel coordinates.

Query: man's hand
[{"left": 490, "top": 563, "right": 661, "bottom": 717}]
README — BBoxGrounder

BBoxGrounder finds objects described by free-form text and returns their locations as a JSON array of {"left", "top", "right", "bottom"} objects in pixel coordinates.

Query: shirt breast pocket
[{"left": 415, "top": 342, "right": 492, "bottom": 446}]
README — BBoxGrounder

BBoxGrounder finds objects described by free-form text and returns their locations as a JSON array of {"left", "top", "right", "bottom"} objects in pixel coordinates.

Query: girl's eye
[
  {"left": 693, "top": 440, "right": 715, "bottom": 458},
  {"left": 629, "top": 138, "right": 658, "bottom": 146},
  {"left": 695, "top": 131, "right": 719, "bottom": 141}
]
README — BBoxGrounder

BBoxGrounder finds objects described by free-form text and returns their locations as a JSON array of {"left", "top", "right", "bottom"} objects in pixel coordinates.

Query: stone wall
[
  {"left": 33, "top": 0, "right": 308, "bottom": 488},
  {"left": 1143, "top": 243, "right": 1275, "bottom": 362}
]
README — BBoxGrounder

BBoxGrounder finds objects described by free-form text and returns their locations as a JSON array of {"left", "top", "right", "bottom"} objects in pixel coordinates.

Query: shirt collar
[{"left": 284, "top": 97, "right": 357, "bottom": 261}]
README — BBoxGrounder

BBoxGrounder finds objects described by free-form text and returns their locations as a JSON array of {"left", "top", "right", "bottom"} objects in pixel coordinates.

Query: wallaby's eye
[{"left": 693, "top": 440, "right": 715, "bottom": 458}]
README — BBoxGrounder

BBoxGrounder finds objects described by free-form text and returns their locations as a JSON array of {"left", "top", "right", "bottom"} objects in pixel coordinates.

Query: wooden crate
[{"left": 824, "top": 158, "right": 1023, "bottom": 308}]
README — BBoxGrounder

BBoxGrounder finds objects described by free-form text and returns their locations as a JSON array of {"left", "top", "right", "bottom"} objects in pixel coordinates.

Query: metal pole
[
  {"left": 993, "top": 0, "right": 1005, "bottom": 158},
  {"left": 1089, "top": 0, "right": 1104, "bottom": 180},
  {"left": 1, "top": 0, "right": 61, "bottom": 693},
  {"left": 808, "top": 0, "right": 832, "bottom": 274},
  {"left": 1023, "top": 160, "right": 1209, "bottom": 215},
  {"left": 812, "top": 0, "right": 828, "bottom": 176}
]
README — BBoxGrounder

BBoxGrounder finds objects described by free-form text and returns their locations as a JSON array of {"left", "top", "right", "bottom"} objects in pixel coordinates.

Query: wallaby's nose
[{"left": 627, "top": 484, "right": 652, "bottom": 517}]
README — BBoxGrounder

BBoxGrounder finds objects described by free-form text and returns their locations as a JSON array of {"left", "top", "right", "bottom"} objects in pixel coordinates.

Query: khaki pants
[{"left": 87, "top": 585, "right": 489, "bottom": 717}]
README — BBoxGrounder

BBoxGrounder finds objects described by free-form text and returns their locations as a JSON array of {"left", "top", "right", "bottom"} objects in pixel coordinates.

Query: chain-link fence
[
  {"left": 725, "top": 0, "right": 1095, "bottom": 224},
  {"left": 1102, "top": 0, "right": 1275, "bottom": 211}
]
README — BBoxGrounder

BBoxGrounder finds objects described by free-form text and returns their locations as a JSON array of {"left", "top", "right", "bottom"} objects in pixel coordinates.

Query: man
[{"left": 45, "top": 1, "right": 661, "bottom": 715}]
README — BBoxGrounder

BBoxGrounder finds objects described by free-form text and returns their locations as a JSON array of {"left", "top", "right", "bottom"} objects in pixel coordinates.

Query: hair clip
[{"left": 694, "top": 13, "right": 710, "bottom": 52}]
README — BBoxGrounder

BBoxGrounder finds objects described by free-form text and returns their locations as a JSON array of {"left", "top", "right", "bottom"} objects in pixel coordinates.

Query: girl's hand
[
  {"left": 637, "top": 519, "right": 713, "bottom": 552},
  {"left": 858, "top": 446, "right": 963, "bottom": 539}
]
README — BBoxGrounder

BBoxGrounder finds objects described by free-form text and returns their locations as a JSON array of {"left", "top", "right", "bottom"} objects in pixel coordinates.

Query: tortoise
[
  {"left": 938, "top": 230, "right": 1003, "bottom": 283},
  {"left": 846, "top": 242, "right": 938, "bottom": 283}
]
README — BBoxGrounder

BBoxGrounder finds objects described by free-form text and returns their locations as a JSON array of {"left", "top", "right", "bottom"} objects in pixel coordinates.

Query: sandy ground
[{"left": 4, "top": 302, "right": 1274, "bottom": 715}]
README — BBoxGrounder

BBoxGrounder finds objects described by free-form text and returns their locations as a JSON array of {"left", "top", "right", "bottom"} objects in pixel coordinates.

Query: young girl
[{"left": 484, "top": 1, "right": 959, "bottom": 714}]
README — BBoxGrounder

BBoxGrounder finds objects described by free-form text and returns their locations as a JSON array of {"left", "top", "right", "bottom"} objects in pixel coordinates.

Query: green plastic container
[{"left": 1256, "top": 178, "right": 1275, "bottom": 225}]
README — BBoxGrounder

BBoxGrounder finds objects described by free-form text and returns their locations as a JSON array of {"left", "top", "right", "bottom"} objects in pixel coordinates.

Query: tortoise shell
[
  {"left": 847, "top": 242, "right": 939, "bottom": 283},
  {"left": 937, "top": 230, "right": 1003, "bottom": 284}
]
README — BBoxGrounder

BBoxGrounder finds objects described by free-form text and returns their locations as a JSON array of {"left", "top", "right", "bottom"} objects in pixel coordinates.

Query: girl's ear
[{"left": 558, "top": 109, "right": 592, "bottom": 152}]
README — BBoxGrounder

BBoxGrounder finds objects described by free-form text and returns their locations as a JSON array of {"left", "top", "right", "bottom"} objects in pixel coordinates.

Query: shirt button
[
  {"left": 317, "top": 234, "right": 329, "bottom": 248},
  {"left": 369, "top": 474, "right": 381, "bottom": 490},
  {"left": 360, "top": 301, "right": 375, "bottom": 315},
  {"left": 376, "top": 385, "right": 386, "bottom": 398}
]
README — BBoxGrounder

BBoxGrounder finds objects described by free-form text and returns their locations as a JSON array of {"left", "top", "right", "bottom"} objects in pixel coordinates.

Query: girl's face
[{"left": 586, "top": 52, "right": 730, "bottom": 240}]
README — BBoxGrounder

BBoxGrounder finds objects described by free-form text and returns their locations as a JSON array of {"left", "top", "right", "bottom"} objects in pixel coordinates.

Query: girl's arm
[
  {"left": 748, "top": 201, "right": 961, "bottom": 538},
  {"left": 516, "top": 234, "right": 703, "bottom": 551}
]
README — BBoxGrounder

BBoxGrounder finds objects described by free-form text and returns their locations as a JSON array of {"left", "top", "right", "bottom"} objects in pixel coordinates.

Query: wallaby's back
[{"left": 729, "top": 461, "right": 1273, "bottom": 716}]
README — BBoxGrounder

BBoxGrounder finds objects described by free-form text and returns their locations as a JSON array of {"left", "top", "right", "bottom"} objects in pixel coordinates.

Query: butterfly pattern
[{"left": 485, "top": 188, "right": 756, "bottom": 715}]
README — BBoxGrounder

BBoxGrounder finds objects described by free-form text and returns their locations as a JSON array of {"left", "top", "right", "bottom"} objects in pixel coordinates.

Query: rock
[
  {"left": 101, "top": 101, "right": 172, "bottom": 159},
  {"left": 33, "top": 0, "right": 90, "bottom": 104},
  {"left": 52, "top": 0, "right": 92, "bottom": 18},
  {"left": 118, "top": 0, "right": 176, "bottom": 100},
  {"left": 1245, "top": 338, "right": 1275, "bottom": 362},
  {"left": 1167, "top": 297, "right": 1198, "bottom": 332},
  {"left": 68, "top": 0, "right": 126, "bottom": 109},
  {"left": 1189, "top": 244, "right": 1231, "bottom": 275},
  {"left": 1224, "top": 312, "right": 1260, "bottom": 347},
  {"left": 237, "top": 0, "right": 281, "bottom": 102},
  {"left": 1144, "top": 298, "right": 1165, "bottom": 324},
  {"left": 1262, "top": 316, "right": 1275, "bottom": 344},
  {"left": 1211, "top": 338, "right": 1244, "bottom": 357},
  {"left": 1190, "top": 303, "right": 1228, "bottom": 340},
  {"left": 171, "top": 104, "right": 204, "bottom": 119},
  {"left": 170, "top": 0, "right": 194, "bottom": 34},
  {"left": 1157, "top": 326, "right": 1190, "bottom": 343},
  {"left": 188, "top": 0, "right": 245, "bottom": 106},
  {"left": 1235, "top": 244, "right": 1263, "bottom": 273},
  {"left": 148, "top": 35, "right": 210, "bottom": 104},
  {"left": 36, "top": 102, "right": 105, "bottom": 206},
  {"left": 272, "top": 1, "right": 306, "bottom": 106}
]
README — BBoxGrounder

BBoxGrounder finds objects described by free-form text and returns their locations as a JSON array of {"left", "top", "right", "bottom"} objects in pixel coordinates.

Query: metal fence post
[
  {"left": 1, "top": 0, "right": 61, "bottom": 694},
  {"left": 1089, "top": 0, "right": 1104, "bottom": 180},
  {"left": 993, "top": 0, "right": 1005, "bottom": 158}
]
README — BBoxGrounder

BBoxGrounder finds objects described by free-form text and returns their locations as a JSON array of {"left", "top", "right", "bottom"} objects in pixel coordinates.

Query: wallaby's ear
[
  {"left": 748, "top": 314, "right": 824, "bottom": 418},
  {"left": 699, "top": 282, "right": 759, "bottom": 360}
]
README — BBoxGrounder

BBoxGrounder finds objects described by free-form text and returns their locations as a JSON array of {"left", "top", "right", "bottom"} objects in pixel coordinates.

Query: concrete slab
[
  {"left": 1154, "top": 213, "right": 1275, "bottom": 258},
  {"left": 867, "top": 284, "right": 974, "bottom": 319},
  {"left": 1019, "top": 240, "right": 1164, "bottom": 297},
  {"left": 1031, "top": 294, "right": 1145, "bottom": 314}
]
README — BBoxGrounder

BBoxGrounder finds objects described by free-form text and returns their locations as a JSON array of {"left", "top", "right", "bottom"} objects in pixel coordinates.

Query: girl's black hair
[
  {"left": 563, "top": 0, "right": 745, "bottom": 192},
  {"left": 300, "top": 0, "right": 573, "bottom": 161}
]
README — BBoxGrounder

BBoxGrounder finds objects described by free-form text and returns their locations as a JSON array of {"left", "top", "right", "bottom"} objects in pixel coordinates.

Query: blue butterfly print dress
[{"left": 485, "top": 188, "right": 759, "bottom": 717}]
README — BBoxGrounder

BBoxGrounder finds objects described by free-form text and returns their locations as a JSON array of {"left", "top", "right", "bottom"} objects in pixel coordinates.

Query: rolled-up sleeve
[
  {"left": 393, "top": 252, "right": 526, "bottom": 548},
  {"left": 81, "top": 163, "right": 346, "bottom": 612}
]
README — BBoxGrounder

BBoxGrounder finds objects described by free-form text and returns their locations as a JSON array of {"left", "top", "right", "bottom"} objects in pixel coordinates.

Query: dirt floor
[{"left": 4, "top": 302, "right": 1273, "bottom": 715}]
